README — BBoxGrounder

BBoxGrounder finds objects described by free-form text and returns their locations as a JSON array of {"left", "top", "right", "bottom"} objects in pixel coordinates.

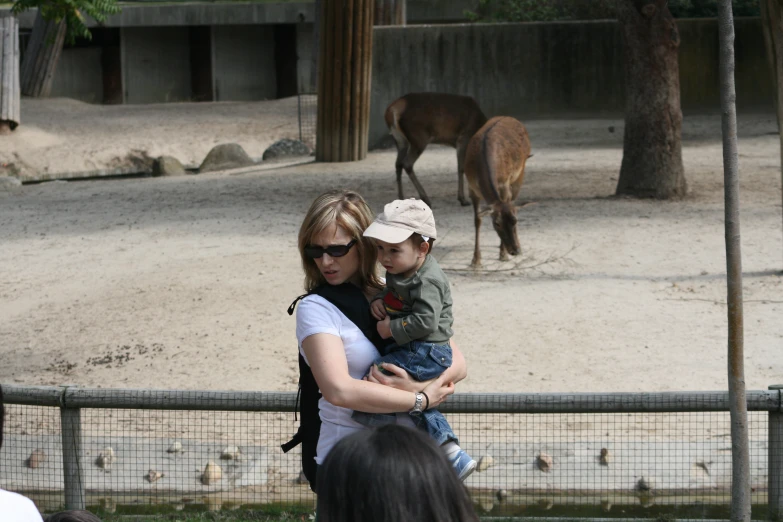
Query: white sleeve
[{"left": 296, "top": 295, "right": 342, "bottom": 346}]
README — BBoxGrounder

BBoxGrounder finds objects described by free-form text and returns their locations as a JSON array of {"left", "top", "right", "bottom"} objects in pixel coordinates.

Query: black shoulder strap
[{"left": 281, "top": 284, "right": 387, "bottom": 455}]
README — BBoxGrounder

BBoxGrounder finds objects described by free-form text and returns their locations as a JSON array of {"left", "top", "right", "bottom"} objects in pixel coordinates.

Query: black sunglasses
[{"left": 304, "top": 239, "right": 357, "bottom": 259}]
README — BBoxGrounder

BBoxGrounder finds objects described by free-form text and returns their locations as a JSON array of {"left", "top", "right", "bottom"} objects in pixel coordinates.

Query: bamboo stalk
[{"left": 340, "top": 0, "right": 355, "bottom": 160}]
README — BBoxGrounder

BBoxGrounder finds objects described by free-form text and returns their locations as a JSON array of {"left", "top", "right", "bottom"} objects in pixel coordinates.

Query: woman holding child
[{"left": 294, "top": 190, "right": 475, "bottom": 490}]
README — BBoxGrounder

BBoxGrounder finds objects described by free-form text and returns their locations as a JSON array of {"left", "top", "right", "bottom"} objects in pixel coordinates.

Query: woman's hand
[
  {"left": 365, "top": 363, "right": 436, "bottom": 393},
  {"left": 421, "top": 373, "right": 455, "bottom": 410}
]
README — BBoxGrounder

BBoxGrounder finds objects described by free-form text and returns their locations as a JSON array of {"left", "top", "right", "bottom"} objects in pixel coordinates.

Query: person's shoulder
[
  {"left": 0, "top": 489, "right": 44, "bottom": 521},
  {"left": 419, "top": 256, "right": 449, "bottom": 285}
]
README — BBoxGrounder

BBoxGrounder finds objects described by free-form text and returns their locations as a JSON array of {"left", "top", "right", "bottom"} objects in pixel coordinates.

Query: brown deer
[
  {"left": 385, "top": 92, "right": 488, "bottom": 207},
  {"left": 464, "top": 116, "right": 533, "bottom": 268}
]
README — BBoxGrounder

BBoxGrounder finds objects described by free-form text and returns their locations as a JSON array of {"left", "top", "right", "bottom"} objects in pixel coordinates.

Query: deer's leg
[
  {"left": 402, "top": 146, "right": 432, "bottom": 207},
  {"left": 470, "top": 192, "right": 482, "bottom": 269},
  {"left": 456, "top": 139, "right": 471, "bottom": 207},
  {"left": 499, "top": 242, "right": 509, "bottom": 262},
  {"left": 395, "top": 146, "right": 407, "bottom": 200}
]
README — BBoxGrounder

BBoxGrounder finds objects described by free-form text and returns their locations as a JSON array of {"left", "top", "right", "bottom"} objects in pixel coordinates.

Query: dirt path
[{"left": 0, "top": 102, "right": 781, "bottom": 397}]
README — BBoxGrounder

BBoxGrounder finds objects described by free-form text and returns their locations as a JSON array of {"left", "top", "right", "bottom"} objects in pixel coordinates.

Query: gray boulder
[
  {"left": 153, "top": 156, "right": 187, "bottom": 177},
  {"left": 199, "top": 143, "right": 255, "bottom": 173},
  {"left": 262, "top": 139, "right": 311, "bottom": 161},
  {"left": 0, "top": 175, "right": 22, "bottom": 194}
]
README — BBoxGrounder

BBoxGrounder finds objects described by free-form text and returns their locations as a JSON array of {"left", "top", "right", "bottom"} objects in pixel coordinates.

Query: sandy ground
[{"left": 0, "top": 98, "right": 782, "bottom": 399}]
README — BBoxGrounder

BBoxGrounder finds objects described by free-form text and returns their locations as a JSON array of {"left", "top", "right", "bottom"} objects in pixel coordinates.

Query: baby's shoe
[{"left": 448, "top": 449, "right": 477, "bottom": 481}]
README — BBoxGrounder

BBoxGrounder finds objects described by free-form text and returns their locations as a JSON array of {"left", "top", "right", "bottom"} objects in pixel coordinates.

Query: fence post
[
  {"left": 60, "top": 387, "right": 85, "bottom": 510},
  {"left": 771, "top": 385, "right": 783, "bottom": 522}
]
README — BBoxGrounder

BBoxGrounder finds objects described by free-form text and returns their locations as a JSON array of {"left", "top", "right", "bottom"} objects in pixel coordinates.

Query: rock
[
  {"left": 220, "top": 445, "right": 241, "bottom": 460},
  {"left": 198, "top": 143, "right": 254, "bottom": 173},
  {"left": 26, "top": 449, "right": 45, "bottom": 469},
  {"left": 153, "top": 156, "right": 187, "bottom": 177},
  {"left": 167, "top": 441, "right": 183, "bottom": 453},
  {"left": 599, "top": 448, "right": 610, "bottom": 466},
  {"left": 0, "top": 176, "right": 22, "bottom": 194},
  {"left": 262, "top": 139, "right": 311, "bottom": 161},
  {"left": 96, "top": 447, "right": 115, "bottom": 470},
  {"left": 201, "top": 461, "right": 222, "bottom": 485},
  {"left": 478, "top": 499, "right": 494, "bottom": 513},
  {"left": 536, "top": 452, "right": 553, "bottom": 473},
  {"left": 476, "top": 455, "right": 495, "bottom": 472},
  {"left": 146, "top": 469, "right": 164, "bottom": 483}
]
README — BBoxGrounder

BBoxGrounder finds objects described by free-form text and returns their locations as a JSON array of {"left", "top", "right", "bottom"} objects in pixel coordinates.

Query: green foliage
[
  {"left": 464, "top": 0, "right": 759, "bottom": 23},
  {"left": 11, "top": 0, "right": 121, "bottom": 43}
]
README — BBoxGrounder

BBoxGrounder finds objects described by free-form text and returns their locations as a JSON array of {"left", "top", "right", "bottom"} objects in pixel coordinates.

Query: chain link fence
[
  {"left": 297, "top": 93, "right": 317, "bottom": 151},
  {"left": 1, "top": 386, "right": 781, "bottom": 519}
]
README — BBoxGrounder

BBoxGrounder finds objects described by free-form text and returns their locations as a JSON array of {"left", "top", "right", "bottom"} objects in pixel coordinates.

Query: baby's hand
[
  {"left": 377, "top": 316, "right": 392, "bottom": 339},
  {"left": 370, "top": 299, "right": 387, "bottom": 320}
]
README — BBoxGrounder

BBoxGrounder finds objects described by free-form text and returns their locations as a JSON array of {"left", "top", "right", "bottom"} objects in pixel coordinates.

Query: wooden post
[
  {"left": 374, "top": 0, "right": 405, "bottom": 26},
  {"left": 717, "top": 2, "right": 751, "bottom": 522},
  {"left": 60, "top": 404, "right": 85, "bottom": 510},
  {"left": 771, "top": 385, "right": 783, "bottom": 522},
  {"left": 20, "top": 9, "right": 66, "bottom": 98},
  {"left": 0, "top": 13, "right": 20, "bottom": 133},
  {"left": 315, "top": 0, "right": 374, "bottom": 162}
]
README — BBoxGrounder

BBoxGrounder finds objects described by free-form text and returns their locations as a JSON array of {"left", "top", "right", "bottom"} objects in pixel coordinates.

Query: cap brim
[{"left": 363, "top": 221, "right": 415, "bottom": 243}]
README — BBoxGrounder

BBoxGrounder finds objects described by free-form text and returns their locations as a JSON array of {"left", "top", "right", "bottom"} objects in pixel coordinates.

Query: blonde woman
[{"left": 292, "top": 190, "right": 468, "bottom": 490}]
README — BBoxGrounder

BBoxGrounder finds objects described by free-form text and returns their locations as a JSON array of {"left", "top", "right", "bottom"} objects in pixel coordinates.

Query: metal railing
[{"left": 1, "top": 384, "right": 781, "bottom": 519}]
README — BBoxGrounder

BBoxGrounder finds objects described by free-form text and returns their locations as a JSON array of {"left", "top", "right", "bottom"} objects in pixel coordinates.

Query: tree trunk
[
  {"left": 316, "top": 0, "right": 374, "bottom": 162},
  {"left": 0, "top": 13, "right": 20, "bottom": 133},
  {"left": 760, "top": 0, "right": 783, "bottom": 269},
  {"left": 374, "top": 0, "right": 405, "bottom": 25},
  {"left": 717, "top": 3, "right": 751, "bottom": 522},
  {"left": 616, "top": 0, "right": 686, "bottom": 198},
  {"left": 20, "top": 9, "right": 66, "bottom": 98}
]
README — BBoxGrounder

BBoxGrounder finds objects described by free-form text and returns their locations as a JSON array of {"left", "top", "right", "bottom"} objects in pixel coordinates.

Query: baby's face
[{"left": 375, "top": 238, "right": 424, "bottom": 277}]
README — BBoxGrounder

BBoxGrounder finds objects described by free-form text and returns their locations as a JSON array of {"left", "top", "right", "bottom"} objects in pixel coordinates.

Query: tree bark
[
  {"left": 717, "top": 2, "right": 751, "bottom": 522},
  {"left": 20, "top": 8, "right": 66, "bottom": 98},
  {"left": 760, "top": 0, "right": 783, "bottom": 269},
  {"left": 616, "top": 0, "right": 686, "bottom": 198},
  {"left": 316, "top": 0, "right": 374, "bottom": 162},
  {"left": 0, "top": 13, "right": 21, "bottom": 132},
  {"left": 374, "top": 0, "right": 405, "bottom": 25}
]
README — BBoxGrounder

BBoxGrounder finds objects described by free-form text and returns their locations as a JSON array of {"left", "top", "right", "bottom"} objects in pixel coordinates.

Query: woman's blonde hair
[{"left": 298, "top": 190, "right": 383, "bottom": 293}]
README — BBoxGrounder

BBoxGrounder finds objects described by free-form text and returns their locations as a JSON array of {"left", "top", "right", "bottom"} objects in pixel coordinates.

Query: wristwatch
[{"left": 410, "top": 392, "right": 424, "bottom": 414}]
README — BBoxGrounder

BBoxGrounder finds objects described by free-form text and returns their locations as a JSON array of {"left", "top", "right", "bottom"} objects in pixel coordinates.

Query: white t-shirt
[
  {"left": 296, "top": 294, "right": 414, "bottom": 464},
  {"left": 0, "top": 489, "right": 44, "bottom": 522}
]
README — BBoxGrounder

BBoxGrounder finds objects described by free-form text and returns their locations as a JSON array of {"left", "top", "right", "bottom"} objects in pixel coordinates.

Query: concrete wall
[
  {"left": 121, "top": 27, "right": 192, "bottom": 103},
  {"left": 296, "top": 23, "right": 315, "bottom": 93},
  {"left": 212, "top": 25, "right": 277, "bottom": 101},
  {"left": 369, "top": 18, "right": 775, "bottom": 146},
  {"left": 50, "top": 47, "right": 104, "bottom": 103}
]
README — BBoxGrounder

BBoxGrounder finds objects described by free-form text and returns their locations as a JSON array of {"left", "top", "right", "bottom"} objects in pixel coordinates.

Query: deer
[
  {"left": 463, "top": 116, "right": 533, "bottom": 268},
  {"left": 385, "top": 92, "right": 488, "bottom": 207}
]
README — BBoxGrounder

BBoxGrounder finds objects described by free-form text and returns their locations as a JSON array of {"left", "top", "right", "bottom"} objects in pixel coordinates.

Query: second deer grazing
[
  {"left": 464, "top": 116, "right": 533, "bottom": 268},
  {"left": 385, "top": 92, "right": 488, "bottom": 207}
]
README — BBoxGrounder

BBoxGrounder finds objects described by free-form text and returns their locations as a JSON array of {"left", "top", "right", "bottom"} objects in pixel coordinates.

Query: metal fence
[
  {"left": 1, "top": 385, "right": 781, "bottom": 520},
  {"left": 297, "top": 93, "right": 317, "bottom": 150}
]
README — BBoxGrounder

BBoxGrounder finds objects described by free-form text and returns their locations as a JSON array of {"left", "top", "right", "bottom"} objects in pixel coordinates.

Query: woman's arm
[
  {"left": 302, "top": 333, "right": 454, "bottom": 413},
  {"left": 366, "top": 339, "right": 468, "bottom": 392}
]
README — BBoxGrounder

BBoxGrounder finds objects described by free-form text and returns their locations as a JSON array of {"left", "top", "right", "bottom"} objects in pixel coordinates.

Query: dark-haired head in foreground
[
  {"left": 46, "top": 511, "right": 103, "bottom": 522},
  {"left": 317, "top": 424, "right": 479, "bottom": 522}
]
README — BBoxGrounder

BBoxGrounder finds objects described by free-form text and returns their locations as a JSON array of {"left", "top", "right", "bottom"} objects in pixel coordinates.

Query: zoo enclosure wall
[{"left": 1, "top": 385, "right": 781, "bottom": 520}]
